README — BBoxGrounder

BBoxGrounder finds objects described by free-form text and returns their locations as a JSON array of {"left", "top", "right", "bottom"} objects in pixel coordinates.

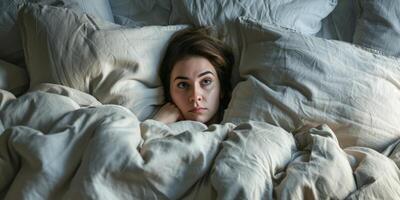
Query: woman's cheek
[{"left": 173, "top": 92, "right": 187, "bottom": 109}]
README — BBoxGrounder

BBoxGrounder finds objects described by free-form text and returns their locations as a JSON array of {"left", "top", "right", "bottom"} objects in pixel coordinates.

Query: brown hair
[{"left": 159, "top": 26, "right": 234, "bottom": 119}]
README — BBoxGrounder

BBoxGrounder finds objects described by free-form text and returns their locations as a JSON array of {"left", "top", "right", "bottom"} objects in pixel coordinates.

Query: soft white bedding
[
  {"left": 18, "top": 4, "right": 188, "bottom": 120},
  {"left": 1, "top": 86, "right": 399, "bottom": 199},
  {"left": 0, "top": 0, "right": 114, "bottom": 66},
  {"left": 1, "top": 0, "right": 400, "bottom": 199},
  {"left": 353, "top": 0, "right": 400, "bottom": 56},
  {"left": 0, "top": 86, "right": 234, "bottom": 199},
  {"left": 0, "top": 60, "right": 28, "bottom": 96},
  {"left": 224, "top": 17, "right": 400, "bottom": 151}
]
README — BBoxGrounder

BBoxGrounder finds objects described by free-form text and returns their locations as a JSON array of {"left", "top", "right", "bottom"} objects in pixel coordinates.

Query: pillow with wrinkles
[
  {"left": 331, "top": 0, "right": 358, "bottom": 42},
  {"left": 18, "top": 3, "right": 187, "bottom": 120},
  {"left": 0, "top": 59, "right": 29, "bottom": 96},
  {"left": 317, "top": 0, "right": 358, "bottom": 42},
  {"left": 353, "top": 0, "right": 400, "bottom": 57},
  {"left": 169, "top": 0, "right": 337, "bottom": 85},
  {"left": 109, "top": 0, "right": 171, "bottom": 27},
  {"left": 0, "top": 0, "right": 114, "bottom": 66},
  {"left": 169, "top": 0, "right": 338, "bottom": 35},
  {"left": 223, "top": 17, "right": 400, "bottom": 151}
]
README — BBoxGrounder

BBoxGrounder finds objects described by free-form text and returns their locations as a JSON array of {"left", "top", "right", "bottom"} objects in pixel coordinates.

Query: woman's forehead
[{"left": 171, "top": 56, "right": 217, "bottom": 78}]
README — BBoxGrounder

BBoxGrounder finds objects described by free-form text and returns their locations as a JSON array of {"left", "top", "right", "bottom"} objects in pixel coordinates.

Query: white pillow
[
  {"left": 0, "top": 59, "right": 29, "bottom": 95},
  {"left": 0, "top": 0, "right": 114, "bottom": 66},
  {"left": 109, "top": 0, "right": 171, "bottom": 27},
  {"left": 317, "top": 0, "right": 358, "bottom": 41},
  {"left": 353, "top": 0, "right": 400, "bottom": 57},
  {"left": 315, "top": 16, "right": 338, "bottom": 40},
  {"left": 223, "top": 17, "right": 400, "bottom": 151},
  {"left": 169, "top": 0, "right": 337, "bottom": 85},
  {"left": 331, "top": 0, "right": 357, "bottom": 42},
  {"left": 18, "top": 3, "right": 187, "bottom": 120},
  {"left": 169, "top": 0, "right": 337, "bottom": 35}
]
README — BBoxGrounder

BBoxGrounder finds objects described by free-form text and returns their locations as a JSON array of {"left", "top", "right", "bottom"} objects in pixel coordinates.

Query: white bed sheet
[{"left": 1, "top": 85, "right": 399, "bottom": 199}]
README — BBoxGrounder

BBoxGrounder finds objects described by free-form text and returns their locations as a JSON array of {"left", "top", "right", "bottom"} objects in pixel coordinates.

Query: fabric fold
[
  {"left": 211, "top": 121, "right": 296, "bottom": 199},
  {"left": 276, "top": 124, "right": 356, "bottom": 199}
]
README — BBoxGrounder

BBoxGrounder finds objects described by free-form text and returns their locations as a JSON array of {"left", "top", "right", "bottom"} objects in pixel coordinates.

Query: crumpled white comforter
[{"left": 1, "top": 84, "right": 399, "bottom": 200}]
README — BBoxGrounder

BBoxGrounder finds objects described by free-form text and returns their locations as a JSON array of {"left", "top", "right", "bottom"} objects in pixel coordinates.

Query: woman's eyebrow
[
  {"left": 198, "top": 71, "right": 214, "bottom": 77},
  {"left": 174, "top": 71, "right": 215, "bottom": 81},
  {"left": 174, "top": 76, "right": 189, "bottom": 81}
]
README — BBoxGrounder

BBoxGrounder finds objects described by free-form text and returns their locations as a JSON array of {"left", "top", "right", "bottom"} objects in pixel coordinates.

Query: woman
[{"left": 153, "top": 27, "right": 234, "bottom": 125}]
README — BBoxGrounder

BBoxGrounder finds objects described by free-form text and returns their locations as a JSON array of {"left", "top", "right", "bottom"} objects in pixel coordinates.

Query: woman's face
[{"left": 170, "top": 56, "right": 221, "bottom": 123}]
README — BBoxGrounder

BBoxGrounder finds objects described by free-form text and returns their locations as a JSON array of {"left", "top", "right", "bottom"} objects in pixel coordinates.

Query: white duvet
[{"left": 1, "top": 84, "right": 399, "bottom": 199}]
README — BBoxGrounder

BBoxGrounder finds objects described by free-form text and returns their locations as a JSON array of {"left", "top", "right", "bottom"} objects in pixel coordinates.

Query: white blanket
[{"left": 1, "top": 84, "right": 399, "bottom": 199}]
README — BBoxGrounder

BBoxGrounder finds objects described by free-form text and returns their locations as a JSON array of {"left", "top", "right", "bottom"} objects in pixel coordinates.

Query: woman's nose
[{"left": 189, "top": 86, "right": 203, "bottom": 102}]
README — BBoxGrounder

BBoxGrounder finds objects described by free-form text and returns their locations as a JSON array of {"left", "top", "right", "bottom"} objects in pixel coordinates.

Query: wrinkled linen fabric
[
  {"left": 276, "top": 125, "right": 356, "bottom": 199},
  {"left": 385, "top": 141, "right": 400, "bottom": 169},
  {"left": 109, "top": 0, "right": 171, "bottom": 27},
  {"left": 168, "top": 0, "right": 337, "bottom": 85},
  {"left": 224, "top": 17, "right": 400, "bottom": 151},
  {"left": 0, "top": 0, "right": 114, "bottom": 66},
  {"left": 211, "top": 121, "right": 297, "bottom": 199},
  {"left": 18, "top": 4, "right": 187, "bottom": 120},
  {"left": 0, "top": 87, "right": 234, "bottom": 199},
  {"left": 1, "top": 86, "right": 400, "bottom": 199},
  {"left": 344, "top": 146, "right": 400, "bottom": 199},
  {"left": 353, "top": 0, "right": 400, "bottom": 57},
  {"left": 169, "top": 0, "right": 337, "bottom": 35},
  {"left": 317, "top": 0, "right": 358, "bottom": 42},
  {"left": 29, "top": 83, "right": 102, "bottom": 107},
  {"left": 211, "top": 121, "right": 400, "bottom": 200},
  {"left": 0, "top": 59, "right": 29, "bottom": 95},
  {"left": 277, "top": 125, "right": 400, "bottom": 199}
]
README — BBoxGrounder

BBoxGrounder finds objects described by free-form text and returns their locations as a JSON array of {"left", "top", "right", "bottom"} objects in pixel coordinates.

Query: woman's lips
[{"left": 189, "top": 107, "right": 207, "bottom": 113}]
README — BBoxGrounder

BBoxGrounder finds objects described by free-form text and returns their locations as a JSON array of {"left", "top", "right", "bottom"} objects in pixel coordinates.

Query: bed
[{"left": 1, "top": 0, "right": 400, "bottom": 199}]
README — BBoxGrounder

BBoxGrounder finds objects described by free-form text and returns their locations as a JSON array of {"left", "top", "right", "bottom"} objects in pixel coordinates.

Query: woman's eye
[
  {"left": 177, "top": 82, "right": 188, "bottom": 89},
  {"left": 201, "top": 79, "right": 212, "bottom": 86}
]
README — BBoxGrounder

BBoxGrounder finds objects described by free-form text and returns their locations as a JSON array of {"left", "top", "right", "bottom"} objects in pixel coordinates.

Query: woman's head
[{"left": 160, "top": 27, "right": 233, "bottom": 124}]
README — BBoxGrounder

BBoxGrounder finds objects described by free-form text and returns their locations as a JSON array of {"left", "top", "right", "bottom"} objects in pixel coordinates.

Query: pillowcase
[
  {"left": 315, "top": 16, "right": 338, "bottom": 40},
  {"left": 169, "top": 0, "right": 337, "bottom": 35},
  {"left": 18, "top": 3, "right": 187, "bottom": 120},
  {"left": 0, "top": 0, "right": 114, "bottom": 66},
  {"left": 169, "top": 0, "right": 337, "bottom": 85},
  {"left": 223, "top": 17, "right": 400, "bottom": 151},
  {"left": 109, "top": 0, "right": 171, "bottom": 27},
  {"left": 353, "top": 0, "right": 400, "bottom": 56},
  {"left": 317, "top": 0, "right": 358, "bottom": 42},
  {"left": 331, "top": 0, "right": 357, "bottom": 42},
  {"left": 0, "top": 59, "right": 29, "bottom": 95}
]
